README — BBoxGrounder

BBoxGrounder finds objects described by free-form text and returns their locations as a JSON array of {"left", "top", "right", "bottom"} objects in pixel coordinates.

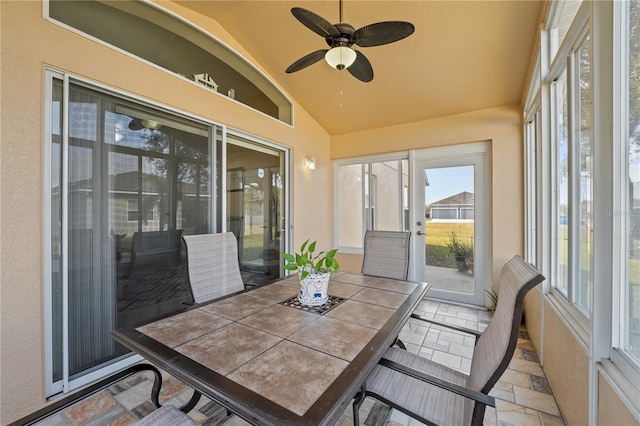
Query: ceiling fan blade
[
  {"left": 291, "top": 7, "right": 340, "bottom": 38},
  {"left": 354, "top": 21, "right": 415, "bottom": 47},
  {"left": 286, "top": 49, "right": 329, "bottom": 73},
  {"left": 128, "top": 118, "right": 144, "bottom": 130},
  {"left": 348, "top": 51, "right": 374, "bottom": 82}
]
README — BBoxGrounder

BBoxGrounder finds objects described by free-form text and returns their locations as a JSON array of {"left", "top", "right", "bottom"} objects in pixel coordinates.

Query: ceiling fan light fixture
[
  {"left": 325, "top": 46, "right": 356, "bottom": 70},
  {"left": 141, "top": 119, "right": 162, "bottom": 130}
]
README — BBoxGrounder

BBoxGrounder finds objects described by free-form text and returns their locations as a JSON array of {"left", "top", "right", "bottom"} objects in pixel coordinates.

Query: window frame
[
  {"left": 333, "top": 152, "right": 409, "bottom": 254},
  {"left": 545, "top": 3, "right": 592, "bottom": 338},
  {"left": 610, "top": 0, "right": 640, "bottom": 395}
]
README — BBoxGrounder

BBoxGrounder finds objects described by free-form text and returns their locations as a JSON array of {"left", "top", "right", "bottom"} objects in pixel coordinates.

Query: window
[
  {"left": 554, "top": 67, "right": 570, "bottom": 297},
  {"left": 335, "top": 157, "right": 408, "bottom": 252},
  {"left": 576, "top": 33, "right": 592, "bottom": 313},
  {"left": 549, "top": 0, "right": 584, "bottom": 57},
  {"left": 524, "top": 107, "right": 541, "bottom": 267},
  {"left": 47, "top": 0, "right": 292, "bottom": 124},
  {"left": 550, "top": 17, "right": 592, "bottom": 315},
  {"left": 127, "top": 200, "right": 154, "bottom": 222},
  {"left": 623, "top": 0, "right": 640, "bottom": 365}
]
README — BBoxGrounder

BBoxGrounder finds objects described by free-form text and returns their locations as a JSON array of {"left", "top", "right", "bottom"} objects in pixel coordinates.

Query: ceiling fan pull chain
[{"left": 339, "top": 69, "right": 344, "bottom": 108}]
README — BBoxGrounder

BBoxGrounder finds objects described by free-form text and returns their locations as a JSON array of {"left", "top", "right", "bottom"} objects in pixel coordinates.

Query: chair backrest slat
[
  {"left": 183, "top": 233, "right": 245, "bottom": 303},
  {"left": 361, "top": 230, "right": 411, "bottom": 280}
]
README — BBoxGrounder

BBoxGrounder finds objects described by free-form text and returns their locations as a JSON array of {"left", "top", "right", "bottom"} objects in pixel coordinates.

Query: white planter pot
[{"left": 298, "top": 271, "right": 330, "bottom": 306}]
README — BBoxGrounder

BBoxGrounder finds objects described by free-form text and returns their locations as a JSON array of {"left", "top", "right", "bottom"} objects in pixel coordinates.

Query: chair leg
[
  {"left": 144, "top": 364, "right": 163, "bottom": 408},
  {"left": 393, "top": 337, "right": 407, "bottom": 350},
  {"left": 352, "top": 385, "right": 366, "bottom": 425},
  {"left": 470, "top": 402, "right": 487, "bottom": 426},
  {"left": 179, "top": 390, "right": 202, "bottom": 413}
]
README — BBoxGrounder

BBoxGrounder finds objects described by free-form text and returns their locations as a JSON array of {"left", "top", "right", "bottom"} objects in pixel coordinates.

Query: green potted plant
[
  {"left": 282, "top": 239, "right": 339, "bottom": 306},
  {"left": 485, "top": 288, "right": 498, "bottom": 313},
  {"left": 446, "top": 231, "right": 474, "bottom": 273}
]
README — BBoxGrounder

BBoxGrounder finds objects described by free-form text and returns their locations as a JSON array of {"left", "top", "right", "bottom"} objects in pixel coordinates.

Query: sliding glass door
[
  {"left": 45, "top": 72, "right": 289, "bottom": 396},
  {"left": 226, "top": 134, "right": 287, "bottom": 285}
]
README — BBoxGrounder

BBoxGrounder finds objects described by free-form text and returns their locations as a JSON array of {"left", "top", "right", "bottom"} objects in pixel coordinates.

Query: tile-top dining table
[{"left": 111, "top": 272, "right": 430, "bottom": 426}]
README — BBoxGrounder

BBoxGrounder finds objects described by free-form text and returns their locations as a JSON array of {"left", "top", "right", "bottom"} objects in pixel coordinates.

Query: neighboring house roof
[{"left": 431, "top": 191, "right": 475, "bottom": 206}]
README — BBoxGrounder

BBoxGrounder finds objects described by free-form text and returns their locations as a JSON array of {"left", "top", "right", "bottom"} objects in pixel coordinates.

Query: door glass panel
[
  {"left": 51, "top": 79, "right": 64, "bottom": 383},
  {"left": 226, "top": 136, "right": 285, "bottom": 285},
  {"left": 54, "top": 81, "right": 212, "bottom": 381},
  {"left": 423, "top": 166, "right": 475, "bottom": 295}
]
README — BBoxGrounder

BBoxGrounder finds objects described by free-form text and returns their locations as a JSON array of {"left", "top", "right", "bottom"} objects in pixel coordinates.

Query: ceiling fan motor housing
[{"left": 326, "top": 22, "right": 356, "bottom": 48}]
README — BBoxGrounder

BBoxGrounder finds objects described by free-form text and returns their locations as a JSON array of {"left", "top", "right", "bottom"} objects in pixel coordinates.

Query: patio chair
[
  {"left": 10, "top": 364, "right": 165, "bottom": 426},
  {"left": 353, "top": 255, "right": 545, "bottom": 426},
  {"left": 361, "top": 230, "right": 411, "bottom": 280},
  {"left": 183, "top": 232, "right": 245, "bottom": 304},
  {"left": 135, "top": 404, "right": 198, "bottom": 426},
  {"left": 361, "top": 230, "right": 412, "bottom": 348}
]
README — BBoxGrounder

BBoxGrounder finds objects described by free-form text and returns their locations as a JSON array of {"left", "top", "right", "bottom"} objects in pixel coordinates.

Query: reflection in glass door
[
  {"left": 412, "top": 146, "right": 489, "bottom": 306},
  {"left": 226, "top": 135, "right": 286, "bottom": 285}
]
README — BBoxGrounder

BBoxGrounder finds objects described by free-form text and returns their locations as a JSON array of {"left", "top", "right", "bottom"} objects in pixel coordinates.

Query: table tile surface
[
  {"left": 238, "top": 304, "right": 320, "bottom": 338},
  {"left": 326, "top": 299, "right": 396, "bottom": 329},
  {"left": 331, "top": 273, "right": 376, "bottom": 286},
  {"left": 325, "top": 281, "right": 367, "bottom": 298},
  {"left": 244, "top": 283, "right": 298, "bottom": 303},
  {"left": 287, "top": 316, "right": 379, "bottom": 361},
  {"left": 175, "top": 323, "right": 282, "bottom": 375},
  {"left": 227, "top": 340, "right": 349, "bottom": 416},
  {"left": 200, "top": 292, "right": 274, "bottom": 320},
  {"left": 137, "top": 309, "right": 231, "bottom": 347},
  {"left": 350, "top": 287, "right": 411, "bottom": 309},
  {"left": 133, "top": 272, "right": 425, "bottom": 420},
  {"left": 368, "top": 278, "right": 419, "bottom": 294}
]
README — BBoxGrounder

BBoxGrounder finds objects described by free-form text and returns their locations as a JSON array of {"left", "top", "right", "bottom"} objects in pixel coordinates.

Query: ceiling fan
[{"left": 285, "top": 0, "right": 415, "bottom": 82}]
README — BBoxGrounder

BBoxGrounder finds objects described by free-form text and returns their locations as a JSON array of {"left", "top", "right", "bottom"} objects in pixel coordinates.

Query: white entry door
[{"left": 410, "top": 143, "right": 491, "bottom": 306}]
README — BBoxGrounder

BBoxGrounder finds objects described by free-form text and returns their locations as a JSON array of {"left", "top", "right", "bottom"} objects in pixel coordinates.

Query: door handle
[{"left": 417, "top": 231, "right": 425, "bottom": 236}]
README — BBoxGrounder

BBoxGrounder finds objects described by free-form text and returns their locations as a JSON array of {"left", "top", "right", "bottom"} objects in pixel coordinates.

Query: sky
[{"left": 424, "top": 166, "right": 474, "bottom": 204}]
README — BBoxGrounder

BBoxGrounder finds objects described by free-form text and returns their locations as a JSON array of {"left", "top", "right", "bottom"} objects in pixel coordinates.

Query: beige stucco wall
[
  {"left": 523, "top": 286, "right": 543, "bottom": 353},
  {"left": 0, "top": 1, "right": 332, "bottom": 423},
  {"left": 331, "top": 105, "right": 523, "bottom": 286},
  {"left": 543, "top": 300, "right": 590, "bottom": 425},
  {"left": 524, "top": 292, "right": 640, "bottom": 426},
  {"left": 598, "top": 374, "right": 639, "bottom": 426}
]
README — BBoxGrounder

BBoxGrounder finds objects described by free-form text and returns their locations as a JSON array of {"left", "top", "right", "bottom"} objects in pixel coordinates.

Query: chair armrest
[
  {"left": 378, "top": 358, "right": 495, "bottom": 408},
  {"left": 410, "top": 313, "right": 482, "bottom": 340}
]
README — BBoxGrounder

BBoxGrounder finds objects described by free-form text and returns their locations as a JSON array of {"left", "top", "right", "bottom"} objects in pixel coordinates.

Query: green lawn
[{"left": 423, "top": 221, "right": 474, "bottom": 267}]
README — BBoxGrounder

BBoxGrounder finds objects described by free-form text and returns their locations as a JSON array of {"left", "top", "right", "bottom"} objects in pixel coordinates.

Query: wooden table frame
[{"left": 111, "top": 273, "right": 430, "bottom": 426}]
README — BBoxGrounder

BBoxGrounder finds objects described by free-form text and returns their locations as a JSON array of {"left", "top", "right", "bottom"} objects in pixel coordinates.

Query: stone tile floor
[{"left": 33, "top": 300, "right": 565, "bottom": 426}]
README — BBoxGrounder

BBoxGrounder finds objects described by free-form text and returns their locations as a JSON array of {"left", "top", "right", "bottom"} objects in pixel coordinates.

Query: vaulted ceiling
[{"left": 176, "top": 1, "right": 543, "bottom": 135}]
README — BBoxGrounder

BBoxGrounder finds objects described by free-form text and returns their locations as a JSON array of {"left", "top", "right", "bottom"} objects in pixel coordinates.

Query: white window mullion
[{"left": 61, "top": 73, "right": 71, "bottom": 393}]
